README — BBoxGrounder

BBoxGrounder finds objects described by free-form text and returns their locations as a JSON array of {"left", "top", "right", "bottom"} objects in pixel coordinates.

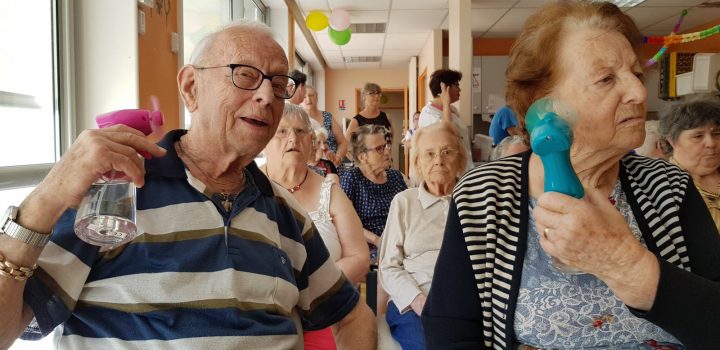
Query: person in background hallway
[
  {"left": 489, "top": 135, "right": 530, "bottom": 161},
  {"left": 288, "top": 69, "right": 307, "bottom": 105},
  {"left": 302, "top": 86, "right": 348, "bottom": 166},
  {"left": 0, "top": 20, "right": 376, "bottom": 349},
  {"left": 379, "top": 122, "right": 467, "bottom": 350},
  {"left": 341, "top": 125, "right": 407, "bottom": 265},
  {"left": 489, "top": 105, "right": 519, "bottom": 146},
  {"left": 635, "top": 120, "right": 667, "bottom": 159},
  {"left": 658, "top": 94, "right": 720, "bottom": 234},
  {"left": 422, "top": 2, "right": 720, "bottom": 349},
  {"left": 418, "top": 69, "right": 474, "bottom": 173},
  {"left": 344, "top": 83, "right": 392, "bottom": 155},
  {"left": 402, "top": 111, "right": 422, "bottom": 149},
  {"left": 262, "top": 103, "right": 370, "bottom": 350}
]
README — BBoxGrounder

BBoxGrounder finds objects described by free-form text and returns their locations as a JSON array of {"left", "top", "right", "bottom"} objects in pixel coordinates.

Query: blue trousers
[{"left": 386, "top": 300, "right": 426, "bottom": 350}]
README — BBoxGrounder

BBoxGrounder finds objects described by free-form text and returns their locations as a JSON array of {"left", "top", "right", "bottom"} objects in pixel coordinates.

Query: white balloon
[{"left": 329, "top": 9, "right": 351, "bottom": 31}]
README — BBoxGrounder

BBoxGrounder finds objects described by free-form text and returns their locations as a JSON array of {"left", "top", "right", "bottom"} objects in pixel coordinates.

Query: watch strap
[{"left": 1, "top": 206, "right": 51, "bottom": 247}]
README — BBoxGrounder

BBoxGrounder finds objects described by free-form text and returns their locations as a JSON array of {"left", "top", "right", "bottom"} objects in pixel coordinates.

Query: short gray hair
[
  {"left": 349, "top": 124, "right": 391, "bottom": 161},
  {"left": 314, "top": 126, "right": 329, "bottom": 139},
  {"left": 490, "top": 135, "right": 528, "bottom": 160},
  {"left": 282, "top": 103, "right": 312, "bottom": 130},
  {"left": 410, "top": 123, "right": 467, "bottom": 182},
  {"left": 189, "top": 19, "right": 274, "bottom": 65},
  {"left": 658, "top": 94, "right": 720, "bottom": 155}
]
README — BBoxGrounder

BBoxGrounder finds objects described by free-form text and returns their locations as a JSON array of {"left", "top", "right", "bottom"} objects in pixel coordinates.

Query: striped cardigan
[{"left": 423, "top": 151, "right": 720, "bottom": 349}]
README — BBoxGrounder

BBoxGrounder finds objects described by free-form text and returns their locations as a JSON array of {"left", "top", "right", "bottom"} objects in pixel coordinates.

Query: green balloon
[{"left": 328, "top": 27, "right": 351, "bottom": 45}]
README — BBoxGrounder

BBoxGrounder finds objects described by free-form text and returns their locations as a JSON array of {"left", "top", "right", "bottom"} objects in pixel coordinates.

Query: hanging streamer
[{"left": 645, "top": 9, "right": 720, "bottom": 67}]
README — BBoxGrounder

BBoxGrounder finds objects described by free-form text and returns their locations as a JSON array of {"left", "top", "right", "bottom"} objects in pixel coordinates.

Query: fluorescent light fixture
[{"left": 593, "top": 0, "right": 646, "bottom": 7}]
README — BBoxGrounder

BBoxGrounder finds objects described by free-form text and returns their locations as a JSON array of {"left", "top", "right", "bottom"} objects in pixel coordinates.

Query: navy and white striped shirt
[{"left": 23, "top": 129, "right": 358, "bottom": 349}]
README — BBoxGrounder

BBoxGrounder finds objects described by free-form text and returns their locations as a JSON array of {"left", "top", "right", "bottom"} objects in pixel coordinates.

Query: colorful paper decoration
[{"left": 645, "top": 9, "right": 720, "bottom": 67}]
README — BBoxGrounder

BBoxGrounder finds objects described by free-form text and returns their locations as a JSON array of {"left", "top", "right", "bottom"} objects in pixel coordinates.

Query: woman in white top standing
[
  {"left": 378, "top": 122, "right": 468, "bottom": 349},
  {"left": 418, "top": 69, "right": 474, "bottom": 173},
  {"left": 262, "top": 103, "right": 369, "bottom": 350}
]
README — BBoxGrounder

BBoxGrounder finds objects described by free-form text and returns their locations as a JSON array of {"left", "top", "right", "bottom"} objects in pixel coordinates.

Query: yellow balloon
[{"left": 306, "top": 11, "right": 328, "bottom": 31}]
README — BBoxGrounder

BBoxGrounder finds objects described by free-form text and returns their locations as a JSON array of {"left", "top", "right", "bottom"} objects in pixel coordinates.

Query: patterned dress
[
  {"left": 340, "top": 167, "right": 407, "bottom": 263},
  {"left": 321, "top": 111, "right": 340, "bottom": 153}
]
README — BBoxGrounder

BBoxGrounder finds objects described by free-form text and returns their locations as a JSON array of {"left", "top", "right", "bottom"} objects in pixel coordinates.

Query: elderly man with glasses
[{"left": 0, "top": 20, "right": 376, "bottom": 349}]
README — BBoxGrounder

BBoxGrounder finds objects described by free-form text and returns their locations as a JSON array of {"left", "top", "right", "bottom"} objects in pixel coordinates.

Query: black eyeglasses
[
  {"left": 365, "top": 143, "right": 391, "bottom": 154},
  {"left": 194, "top": 64, "right": 297, "bottom": 99}
]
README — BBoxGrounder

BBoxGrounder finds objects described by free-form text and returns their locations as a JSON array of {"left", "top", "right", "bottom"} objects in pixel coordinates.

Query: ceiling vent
[
  {"left": 344, "top": 56, "right": 382, "bottom": 63},
  {"left": 699, "top": 1, "right": 720, "bottom": 7},
  {"left": 349, "top": 23, "right": 386, "bottom": 34}
]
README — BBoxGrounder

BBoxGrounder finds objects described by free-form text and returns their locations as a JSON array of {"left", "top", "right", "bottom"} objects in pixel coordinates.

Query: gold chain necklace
[{"left": 176, "top": 138, "right": 244, "bottom": 211}]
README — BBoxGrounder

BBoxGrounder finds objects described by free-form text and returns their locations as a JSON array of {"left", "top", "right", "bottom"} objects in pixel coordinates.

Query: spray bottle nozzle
[{"left": 95, "top": 98, "right": 164, "bottom": 159}]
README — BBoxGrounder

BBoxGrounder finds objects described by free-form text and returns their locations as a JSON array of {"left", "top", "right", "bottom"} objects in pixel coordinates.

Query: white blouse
[{"left": 308, "top": 177, "right": 342, "bottom": 262}]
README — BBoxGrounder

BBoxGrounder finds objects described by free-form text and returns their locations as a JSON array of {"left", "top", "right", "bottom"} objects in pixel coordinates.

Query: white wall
[
  {"left": 74, "top": 0, "right": 139, "bottom": 133},
  {"left": 408, "top": 56, "right": 418, "bottom": 115},
  {"left": 417, "top": 29, "right": 442, "bottom": 104},
  {"left": 315, "top": 69, "right": 326, "bottom": 110},
  {"left": 474, "top": 56, "right": 509, "bottom": 115},
  {"left": 645, "top": 68, "right": 670, "bottom": 114},
  {"left": 269, "top": 7, "right": 289, "bottom": 59}
]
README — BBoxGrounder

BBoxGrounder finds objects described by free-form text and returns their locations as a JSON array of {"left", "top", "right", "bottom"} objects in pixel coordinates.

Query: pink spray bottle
[{"left": 74, "top": 97, "right": 164, "bottom": 247}]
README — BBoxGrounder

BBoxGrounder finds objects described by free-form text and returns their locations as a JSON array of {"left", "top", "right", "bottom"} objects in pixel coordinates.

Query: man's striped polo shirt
[{"left": 22, "top": 129, "right": 359, "bottom": 349}]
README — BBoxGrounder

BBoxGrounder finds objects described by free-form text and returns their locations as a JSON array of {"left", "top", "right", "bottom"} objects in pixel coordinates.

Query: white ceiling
[{"left": 291, "top": 0, "right": 720, "bottom": 70}]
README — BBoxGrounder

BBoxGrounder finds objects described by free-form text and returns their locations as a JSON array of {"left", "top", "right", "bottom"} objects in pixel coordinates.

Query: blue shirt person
[{"left": 489, "top": 105, "right": 519, "bottom": 146}]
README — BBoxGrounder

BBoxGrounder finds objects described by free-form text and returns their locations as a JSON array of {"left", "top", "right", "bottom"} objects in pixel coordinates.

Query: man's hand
[
  {"left": 410, "top": 293, "right": 426, "bottom": 316},
  {"left": 38, "top": 125, "right": 166, "bottom": 212}
]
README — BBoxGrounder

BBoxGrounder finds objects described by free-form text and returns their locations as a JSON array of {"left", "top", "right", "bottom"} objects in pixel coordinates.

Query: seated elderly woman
[
  {"left": 422, "top": 2, "right": 720, "bottom": 349},
  {"left": 308, "top": 127, "right": 340, "bottom": 184},
  {"left": 659, "top": 94, "right": 720, "bottom": 233},
  {"left": 378, "top": 122, "right": 467, "bottom": 349},
  {"left": 489, "top": 134, "right": 529, "bottom": 161},
  {"left": 341, "top": 125, "right": 408, "bottom": 265},
  {"left": 262, "top": 103, "right": 370, "bottom": 350}
]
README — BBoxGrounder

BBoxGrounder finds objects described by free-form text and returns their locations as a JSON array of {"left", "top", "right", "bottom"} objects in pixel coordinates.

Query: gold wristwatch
[{"left": 0, "top": 206, "right": 51, "bottom": 247}]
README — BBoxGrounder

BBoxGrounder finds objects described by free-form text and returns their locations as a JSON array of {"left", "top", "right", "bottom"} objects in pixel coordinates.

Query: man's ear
[{"left": 178, "top": 65, "right": 199, "bottom": 112}]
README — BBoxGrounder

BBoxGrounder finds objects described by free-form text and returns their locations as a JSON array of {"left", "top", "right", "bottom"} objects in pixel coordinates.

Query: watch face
[{"left": 0, "top": 206, "right": 12, "bottom": 233}]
